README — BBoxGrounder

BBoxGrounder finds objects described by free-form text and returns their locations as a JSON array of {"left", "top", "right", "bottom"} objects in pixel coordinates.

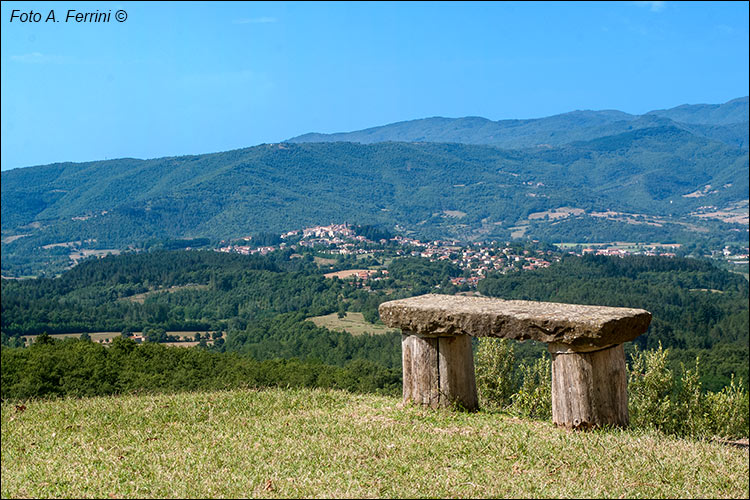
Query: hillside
[
  {"left": 2, "top": 124, "right": 748, "bottom": 276},
  {"left": 288, "top": 97, "right": 749, "bottom": 149},
  {"left": 2, "top": 387, "right": 748, "bottom": 499}
]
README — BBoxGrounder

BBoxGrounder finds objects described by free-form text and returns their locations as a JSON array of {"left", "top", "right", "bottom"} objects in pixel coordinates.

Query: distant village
[{"left": 215, "top": 222, "right": 749, "bottom": 288}]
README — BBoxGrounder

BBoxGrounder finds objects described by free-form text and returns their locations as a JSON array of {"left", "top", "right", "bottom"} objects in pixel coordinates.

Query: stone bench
[{"left": 378, "top": 294, "right": 651, "bottom": 429}]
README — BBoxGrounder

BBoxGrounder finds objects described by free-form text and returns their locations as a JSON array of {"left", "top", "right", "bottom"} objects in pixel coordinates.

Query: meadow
[
  {"left": 2, "top": 387, "right": 748, "bottom": 499},
  {"left": 307, "top": 312, "right": 398, "bottom": 336}
]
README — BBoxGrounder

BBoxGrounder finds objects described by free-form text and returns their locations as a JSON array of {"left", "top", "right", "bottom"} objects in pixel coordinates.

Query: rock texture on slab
[{"left": 379, "top": 294, "right": 651, "bottom": 349}]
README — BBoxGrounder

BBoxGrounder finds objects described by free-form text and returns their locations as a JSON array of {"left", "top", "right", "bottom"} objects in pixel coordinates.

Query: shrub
[
  {"left": 475, "top": 338, "right": 551, "bottom": 419},
  {"left": 670, "top": 358, "right": 708, "bottom": 437},
  {"left": 627, "top": 343, "right": 675, "bottom": 431},
  {"left": 628, "top": 344, "right": 749, "bottom": 439},
  {"left": 510, "top": 355, "right": 551, "bottom": 419},
  {"left": 475, "top": 338, "right": 517, "bottom": 410},
  {"left": 703, "top": 374, "right": 749, "bottom": 440}
]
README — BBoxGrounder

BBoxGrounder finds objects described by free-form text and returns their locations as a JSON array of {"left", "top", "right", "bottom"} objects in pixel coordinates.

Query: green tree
[{"left": 144, "top": 327, "right": 167, "bottom": 343}]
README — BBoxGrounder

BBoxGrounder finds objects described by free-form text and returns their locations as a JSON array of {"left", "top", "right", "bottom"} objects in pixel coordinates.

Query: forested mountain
[
  {"left": 2, "top": 99, "right": 748, "bottom": 277},
  {"left": 288, "top": 97, "right": 749, "bottom": 149},
  {"left": 2, "top": 129, "right": 747, "bottom": 272}
]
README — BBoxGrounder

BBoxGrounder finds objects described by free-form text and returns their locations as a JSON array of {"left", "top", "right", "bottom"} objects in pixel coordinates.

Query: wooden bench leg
[
  {"left": 402, "top": 333, "right": 478, "bottom": 411},
  {"left": 549, "top": 343, "right": 628, "bottom": 429}
]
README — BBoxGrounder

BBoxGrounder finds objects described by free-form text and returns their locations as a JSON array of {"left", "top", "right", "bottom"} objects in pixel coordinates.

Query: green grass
[
  {"left": 2, "top": 388, "right": 748, "bottom": 498},
  {"left": 306, "top": 312, "right": 397, "bottom": 336}
]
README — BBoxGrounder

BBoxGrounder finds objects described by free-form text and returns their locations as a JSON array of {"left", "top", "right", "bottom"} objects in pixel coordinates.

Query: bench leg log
[
  {"left": 402, "top": 333, "right": 478, "bottom": 411},
  {"left": 549, "top": 343, "right": 628, "bottom": 429}
]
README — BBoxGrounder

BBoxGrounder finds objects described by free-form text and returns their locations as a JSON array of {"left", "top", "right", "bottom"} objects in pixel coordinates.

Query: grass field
[
  {"left": 313, "top": 256, "right": 338, "bottom": 266},
  {"left": 2, "top": 387, "right": 747, "bottom": 498},
  {"left": 307, "top": 312, "right": 397, "bottom": 336}
]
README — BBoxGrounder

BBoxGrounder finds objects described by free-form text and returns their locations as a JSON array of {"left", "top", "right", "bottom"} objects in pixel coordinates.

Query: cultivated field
[
  {"left": 307, "top": 312, "right": 397, "bottom": 336},
  {"left": 1, "top": 388, "right": 747, "bottom": 498},
  {"left": 323, "top": 269, "right": 375, "bottom": 279},
  {"left": 527, "top": 207, "right": 585, "bottom": 220},
  {"left": 21, "top": 332, "right": 123, "bottom": 344},
  {"left": 22, "top": 332, "right": 219, "bottom": 346}
]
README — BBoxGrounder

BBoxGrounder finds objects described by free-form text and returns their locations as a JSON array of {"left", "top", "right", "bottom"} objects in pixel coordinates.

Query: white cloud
[
  {"left": 233, "top": 16, "right": 277, "bottom": 24},
  {"left": 633, "top": 1, "right": 666, "bottom": 12}
]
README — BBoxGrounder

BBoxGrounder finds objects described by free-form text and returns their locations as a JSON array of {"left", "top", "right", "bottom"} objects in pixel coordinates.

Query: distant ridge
[
  {"left": 646, "top": 96, "right": 749, "bottom": 125},
  {"left": 288, "top": 97, "right": 749, "bottom": 149}
]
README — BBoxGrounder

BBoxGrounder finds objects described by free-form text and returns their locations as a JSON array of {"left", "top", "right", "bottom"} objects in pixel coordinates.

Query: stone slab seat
[{"left": 378, "top": 294, "right": 652, "bottom": 429}]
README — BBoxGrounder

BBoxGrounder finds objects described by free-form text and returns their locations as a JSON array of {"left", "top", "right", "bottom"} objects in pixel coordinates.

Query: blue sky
[{"left": 1, "top": 1, "right": 748, "bottom": 170}]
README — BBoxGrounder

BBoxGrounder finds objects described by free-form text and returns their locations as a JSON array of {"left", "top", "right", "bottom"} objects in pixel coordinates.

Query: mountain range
[
  {"left": 2, "top": 97, "right": 748, "bottom": 276},
  {"left": 289, "top": 97, "right": 749, "bottom": 150}
]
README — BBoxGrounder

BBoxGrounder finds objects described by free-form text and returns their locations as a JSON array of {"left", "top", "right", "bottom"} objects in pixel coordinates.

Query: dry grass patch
[
  {"left": 121, "top": 284, "right": 209, "bottom": 303},
  {"left": 1, "top": 234, "right": 31, "bottom": 244},
  {"left": 323, "top": 269, "right": 374, "bottom": 279}
]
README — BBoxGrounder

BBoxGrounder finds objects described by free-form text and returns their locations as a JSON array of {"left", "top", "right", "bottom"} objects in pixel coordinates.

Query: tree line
[
  {"left": 1, "top": 335, "right": 400, "bottom": 401},
  {"left": 2, "top": 249, "right": 747, "bottom": 392}
]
